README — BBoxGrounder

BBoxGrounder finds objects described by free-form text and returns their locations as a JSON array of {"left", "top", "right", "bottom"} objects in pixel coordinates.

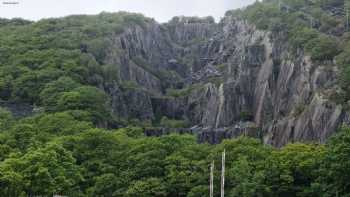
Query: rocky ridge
[
  {"left": 96, "top": 13, "right": 346, "bottom": 147},
  {"left": 2, "top": 13, "right": 342, "bottom": 147}
]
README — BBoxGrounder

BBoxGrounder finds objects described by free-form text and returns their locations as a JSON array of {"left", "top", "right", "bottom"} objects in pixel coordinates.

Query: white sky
[{"left": 0, "top": 0, "right": 256, "bottom": 22}]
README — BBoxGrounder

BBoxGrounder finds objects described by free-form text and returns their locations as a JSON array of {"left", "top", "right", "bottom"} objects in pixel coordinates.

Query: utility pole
[
  {"left": 278, "top": 0, "right": 281, "bottom": 11},
  {"left": 221, "top": 149, "right": 226, "bottom": 197},
  {"left": 310, "top": 16, "right": 314, "bottom": 28},
  {"left": 210, "top": 161, "right": 214, "bottom": 197},
  {"left": 347, "top": 9, "right": 349, "bottom": 31},
  {"left": 346, "top": 2, "right": 349, "bottom": 31}
]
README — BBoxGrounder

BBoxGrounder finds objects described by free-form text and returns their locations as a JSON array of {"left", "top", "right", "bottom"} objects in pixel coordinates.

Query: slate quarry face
[{"left": 97, "top": 15, "right": 344, "bottom": 147}]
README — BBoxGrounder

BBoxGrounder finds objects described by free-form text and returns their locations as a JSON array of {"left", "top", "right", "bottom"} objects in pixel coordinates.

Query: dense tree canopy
[
  {"left": 0, "top": 12, "right": 152, "bottom": 127},
  {"left": 0, "top": 108, "right": 349, "bottom": 196},
  {"left": 0, "top": 2, "right": 350, "bottom": 196}
]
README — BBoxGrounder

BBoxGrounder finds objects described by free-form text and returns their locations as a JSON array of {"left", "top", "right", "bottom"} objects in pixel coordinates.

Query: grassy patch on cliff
[{"left": 166, "top": 84, "right": 204, "bottom": 98}]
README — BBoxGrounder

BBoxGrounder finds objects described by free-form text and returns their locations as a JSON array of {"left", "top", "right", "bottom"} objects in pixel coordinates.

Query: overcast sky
[{"left": 0, "top": 0, "right": 256, "bottom": 22}]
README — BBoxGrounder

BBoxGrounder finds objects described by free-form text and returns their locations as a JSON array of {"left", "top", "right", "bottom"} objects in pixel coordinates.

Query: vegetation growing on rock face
[
  {"left": 1, "top": 0, "right": 350, "bottom": 196},
  {"left": 0, "top": 12, "right": 151, "bottom": 126},
  {"left": 231, "top": 0, "right": 343, "bottom": 60},
  {"left": 305, "top": 35, "right": 339, "bottom": 61},
  {"left": 165, "top": 84, "right": 205, "bottom": 98},
  {"left": 239, "top": 111, "right": 254, "bottom": 121},
  {"left": 159, "top": 116, "right": 189, "bottom": 128},
  {"left": 227, "top": 0, "right": 350, "bottom": 103}
]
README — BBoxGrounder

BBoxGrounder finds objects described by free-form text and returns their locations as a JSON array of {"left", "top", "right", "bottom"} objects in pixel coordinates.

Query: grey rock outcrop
[{"left": 99, "top": 14, "right": 345, "bottom": 146}]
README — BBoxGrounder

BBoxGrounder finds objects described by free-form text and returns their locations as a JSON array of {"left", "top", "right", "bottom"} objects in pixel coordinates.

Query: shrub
[
  {"left": 159, "top": 116, "right": 188, "bottom": 128},
  {"left": 57, "top": 86, "right": 110, "bottom": 123},
  {"left": 239, "top": 111, "right": 254, "bottom": 121},
  {"left": 289, "top": 27, "right": 319, "bottom": 49},
  {"left": 166, "top": 85, "right": 203, "bottom": 98},
  {"left": 0, "top": 107, "right": 13, "bottom": 131},
  {"left": 305, "top": 35, "right": 339, "bottom": 61}
]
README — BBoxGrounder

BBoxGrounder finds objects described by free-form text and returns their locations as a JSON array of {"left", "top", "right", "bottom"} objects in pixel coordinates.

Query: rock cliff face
[{"left": 99, "top": 15, "right": 344, "bottom": 147}]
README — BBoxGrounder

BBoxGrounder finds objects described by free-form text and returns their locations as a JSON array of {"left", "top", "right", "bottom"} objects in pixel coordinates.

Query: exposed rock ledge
[{"left": 104, "top": 15, "right": 346, "bottom": 147}]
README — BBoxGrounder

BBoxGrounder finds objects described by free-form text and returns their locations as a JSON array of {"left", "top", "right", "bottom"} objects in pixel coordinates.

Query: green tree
[
  {"left": 0, "top": 143, "right": 83, "bottom": 196},
  {"left": 305, "top": 35, "right": 339, "bottom": 61},
  {"left": 126, "top": 178, "right": 167, "bottom": 197},
  {"left": 0, "top": 68, "right": 13, "bottom": 99},
  {"left": 60, "top": 129, "right": 131, "bottom": 193},
  {"left": 160, "top": 116, "right": 188, "bottom": 128},
  {"left": 211, "top": 137, "right": 272, "bottom": 197},
  {"left": 0, "top": 107, "right": 13, "bottom": 131},
  {"left": 164, "top": 144, "right": 210, "bottom": 196},
  {"left": 264, "top": 143, "right": 325, "bottom": 197},
  {"left": 39, "top": 76, "right": 80, "bottom": 111},
  {"left": 316, "top": 126, "right": 350, "bottom": 196},
  {"left": 229, "top": 156, "right": 269, "bottom": 197},
  {"left": 289, "top": 27, "right": 319, "bottom": 48},
  {"left": 57, "top": 86, "right": 109, "bottom": 123},
  {"left": 35, "top": 111, "right": 93, "bottom": 136},
  {"left": 88, "top": 173, "right": 122, "bottom": 197},
  {"left": 5, "top": 123, "right": 36, "bottom": 152},
  {"left": 0, "top": 158, "right": 26, "bottom": 197},
  {"left": 12, "top": 67, "right": 63, "bottom": 103}
]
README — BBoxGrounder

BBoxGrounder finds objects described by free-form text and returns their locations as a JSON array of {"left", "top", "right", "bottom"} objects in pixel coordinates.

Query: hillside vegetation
[
  {"left": 228, "top": 0, "right": 350, "bottom": 101},
  {"left": 1, "top": 0, "right": 350, "bottom": 196},
  {"left": 0, "top": 12, "right": 151, "bottom": 126},
  {"left": 1, "top": 108, "right": 350, "bottom": 196}
]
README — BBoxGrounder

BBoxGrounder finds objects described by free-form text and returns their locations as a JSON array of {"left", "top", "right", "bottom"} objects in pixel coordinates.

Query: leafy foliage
[
  {"left": 0, "top": 12, "right": 152, "bottom": 126},
  {"left": 227, "top": 0, "right": 350, "bottom": 103},
  {"left": 316, "top": 126, "right": 350, "bottom": 196},
  {"left": 159, "top": 116, "right": 189, "bottom": 128},
  {"left": 233, "top": 0, "right": 343, "bottom": 61},
  {"left": 0, "top": 108, "right": 349, "bottom": 196},
  {"left": 57, "top": 86, "right": 110, "bottom": 123},
  {"left": 305, "top": 35, "right": 339, "bottom": 61},
  {"left": 0, "top": 3, "right": 349, "bottom": 196}
]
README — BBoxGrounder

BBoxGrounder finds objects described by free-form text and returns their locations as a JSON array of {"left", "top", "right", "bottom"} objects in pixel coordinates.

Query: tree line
[{"left": 1, "top": 108, "right": 350, "bottom": 196}]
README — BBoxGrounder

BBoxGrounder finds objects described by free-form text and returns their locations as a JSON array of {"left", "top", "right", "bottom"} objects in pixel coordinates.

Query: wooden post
[
  {"left": 210, "top": 161, "right": 214, "bottom": 197},
  {"left": 221, "top": 149, "right": 226, "bottom": 197}
]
